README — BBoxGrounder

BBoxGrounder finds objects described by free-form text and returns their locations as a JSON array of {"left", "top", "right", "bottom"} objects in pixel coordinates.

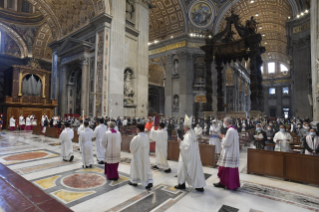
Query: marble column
[
  {"left": 51, "top": 52, "right": 59, "bottom": 115},
  {"left": 204, "top": 57, "right": 213, "bottom": 112},
  {"left": 165, "top": 55, "right": 174, "bottom": 117},
  {"left": 233, "top": 71, "right": 238, "bottom": 111},
  {"left": 249, "top": 54, "right": 258, "bottom": 111},
  {"left": 216, "top": 58, "right": 224, "bottom": 112},
  {"left": 242, "top": 78, "right": 246, "bottom": 112},
  {"left": 178, "top": 51, "right": 193, "bottom": 116},
  {"left": 135, "top": 0, "right": 150, "bottom": 118},
  {"left": 311, "top": 0, "right": 319, "bottom": 121},
  {"left": 81, "top": 57, "right": 89, "bottom": 116},
  {"left": 60, "top": 65, "right": 68, "bottom": 117}
]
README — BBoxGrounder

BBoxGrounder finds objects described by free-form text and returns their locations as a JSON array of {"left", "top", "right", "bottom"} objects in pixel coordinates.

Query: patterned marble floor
[{"left": 0, "top": 131, "right": 319, "bottom": 212}]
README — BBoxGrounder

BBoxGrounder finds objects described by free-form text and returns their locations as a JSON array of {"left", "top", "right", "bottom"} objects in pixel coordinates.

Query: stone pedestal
[
  {"left": 249, "top": 110, "right": 263, "bottom": 119},
  {"left": 203, "top": 111, "right": 214, "bottom": 119},
  {"left": 226, "top": 111, "right": 247, "bottom": 118}
]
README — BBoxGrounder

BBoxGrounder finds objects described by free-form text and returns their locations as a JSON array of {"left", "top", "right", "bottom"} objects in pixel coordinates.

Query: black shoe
[
  {"left": 89, "top": 164, "right": 93, "bottom": 168},
  {"left": 195, "top": 188, "right": 204, "bottom": 192},
  {"left": 174, "top": 183, "right": 186, "bottom": 190},
  {"left": 98, "top": 161, "right": 104, "bottom": 164},
  {"left": 164, "top": 168, "right": 171, "bottom": 173},
  {"left": 109, "top": 178, "right": 119, "bottom": 181},
  {"left": 213, "top": 182, "right": 225, "bottom": 188},
  {"left": 152, "top": 165, "right": 159, "bottom": 169},
  {"left": 145, "top": 183, "right": 153, "bottom": 190},
  {"left": 69, "top": 155, "right": 74, "bottom": 162},
  {"left": 63, "top": 159, "right": 68, "bottom": 162},
  {"left": 85, "top": 166, "right": 89, "bottom": 168},
  {"left": 128, "top": 182, "right": 138, "bottom": 186}
]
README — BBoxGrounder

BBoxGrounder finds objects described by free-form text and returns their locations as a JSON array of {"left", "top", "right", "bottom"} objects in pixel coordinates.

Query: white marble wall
[{"left": 311, "top": 0, "right": 319, "bottom": 121}]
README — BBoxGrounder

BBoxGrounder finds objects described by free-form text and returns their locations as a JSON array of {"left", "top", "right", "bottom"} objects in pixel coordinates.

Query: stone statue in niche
[
  {"left": 124, "top": 70, "right": 135, "bottom": 105},
  {"left": 173, "top": 95, "right": 179, "bottom": 110},
  {"left": 126, "top": 0, "right": 135, "bottom": 21},
  {"left": 172, "top": 59, "right": 179, "bottom": 76}
]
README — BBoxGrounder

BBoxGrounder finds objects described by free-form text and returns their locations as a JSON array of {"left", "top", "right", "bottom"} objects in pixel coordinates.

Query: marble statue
[
  {"left": 173, "top": 95, "right": 179, "bottom": 109},
  {"left": 173, "top": 59, "right": 179, "bottom": 76},
  {"left": 124, "top": 70, "right": 135, "bottom": 105}
]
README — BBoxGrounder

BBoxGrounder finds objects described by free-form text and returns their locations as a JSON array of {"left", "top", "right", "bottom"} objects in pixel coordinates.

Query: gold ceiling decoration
[
  {"left": 218, "top": 0, "right": 293, "bottom": 64},
  {"left": 32, "top": 24, "right": 53, "bottom": 61},
  {"left": 149, "top": 0, "right": 185, "bottom": 42}
]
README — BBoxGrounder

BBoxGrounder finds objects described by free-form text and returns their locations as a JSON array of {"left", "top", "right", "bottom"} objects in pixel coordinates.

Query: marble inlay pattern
[
  {"left": 51, "top": 190, "right": 95, "bottom": 204},
  {"left": 34, "top": 175, "right": 61, "bottom": 189},
  {"left": 239, "top": 181, "right": 319, "bottom": 211},
  {"left": 0, "top": 139, "right": 28, "bottom": 148},
  {"left": 0, "top": 149, "right": 59, "bottom": 165},
  {"left": 105, "top": 184, "right": 188, "bottom": 212},
  {"left": 31, "top": 166, "right": 130, "bottom": 207},
  {"left": 62, "top": 173, "right": 106, "bottom": 189},
  {"left": 13, "top": 159, "right": 80, "bottom": 175}
]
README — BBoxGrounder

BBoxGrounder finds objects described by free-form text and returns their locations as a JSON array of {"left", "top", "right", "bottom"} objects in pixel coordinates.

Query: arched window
[
  {"left": 8, "top": 0, "right": 14, "bottom": 9},
  {"left": 280, "top": 64, "right": 288, "bottom": 72},
  {"left": 268, "top": 62, "right": 275, "bottom": 74},
  {"left": 22, "top": 1, "right": 30, "bottom": 13}
]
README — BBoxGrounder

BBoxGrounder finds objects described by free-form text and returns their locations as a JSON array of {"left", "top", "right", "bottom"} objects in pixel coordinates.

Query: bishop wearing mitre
[{"left": 175, "top": 115, "right": 206, "bottom": 192}]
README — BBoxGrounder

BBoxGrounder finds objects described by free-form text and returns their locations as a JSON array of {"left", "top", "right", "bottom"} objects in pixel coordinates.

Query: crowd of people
[{"left": 6, "top": 112, "right": 318, "bottom": 191}]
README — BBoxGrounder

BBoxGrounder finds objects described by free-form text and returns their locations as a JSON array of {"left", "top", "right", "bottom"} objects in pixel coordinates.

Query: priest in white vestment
[
  {"left": 102, "top": 122, "right": 122, "bottom": 180},
  {"left": 214, "top": 117, "right": 240, "bottom": 190},
  {"left": 32, "top": 115, "right": 37, "bottom": 129},
  {"left": 209, "top": 119, "right": 221, "bottom": 154},
  {"left": 19, "top": 114, "right": 25, "bottom": 130},
  {"left": 129, "top": 124, "right": 153, "bottom": 190},
  {"left": 150, "top": 123, "right": 171, "bottom": 173},
  {"left": 175, "top": 115, "right": 206, "bottom": 192},
  {"left": 10, "top": 116, "right": 16, "bottom": 131},
  {"left": 41, "top": 114, "right": 46, "bottom": 130},
  {"left": 26, "top": 116, "right": 31, "bottom": 131},
  {"left": 79, "top": 121, "right": 94, "bottom": 168},
  {"left": 304, "top": 129, "right": 319, "bottom": 156},
  {"left": 93, "top": 118, "right": 107, "bottom": 164},
  {"left": 59, "top": 122, "right": 74, "bottom": 162},
  {"left": 194, "top": 123, "right": 203, "bottom": 140},
  {"left": 273, "top": 125, "right": 293, "bottom": 152},
  {"left": 77, "top": 120, "right": 84, "bottom": 151}
]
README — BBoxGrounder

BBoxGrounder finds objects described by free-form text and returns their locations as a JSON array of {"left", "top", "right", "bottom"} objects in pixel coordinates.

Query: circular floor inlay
[
  {"left": 3, "top": 152, "right": 48, "bottom": 161},
  {"left": 63, "top": 173, "right": 106, "bottom": 189}
]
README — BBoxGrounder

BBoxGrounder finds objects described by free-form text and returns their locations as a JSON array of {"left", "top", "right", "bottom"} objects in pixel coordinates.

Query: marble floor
[{"left": 0, "top": 131, "right": 319, "bottom": 212}]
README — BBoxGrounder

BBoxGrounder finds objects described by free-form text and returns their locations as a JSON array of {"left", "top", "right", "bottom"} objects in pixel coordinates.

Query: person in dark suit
[
  {"left": 234, "top": 119, "right": 242, "bottom": 133},
  {"left": 49, "top": 118, "right": 54, "bottom": 128}
]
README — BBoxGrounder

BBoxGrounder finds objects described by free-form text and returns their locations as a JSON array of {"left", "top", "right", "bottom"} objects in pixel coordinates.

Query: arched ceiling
[
  {"left": 149, "top": 63, "right": 165, "bottom": 86},
  {"left": 26, "top": 0, "right": 111, "bottom": 40},
  {"left": 149, "top": 0, "right": 186, "bottom": 42},
  {"left": 218, "top": 0, "right": 294, "bottom": 64}
]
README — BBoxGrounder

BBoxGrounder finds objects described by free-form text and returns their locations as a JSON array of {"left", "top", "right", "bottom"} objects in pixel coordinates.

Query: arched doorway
[
  {"left": 68, "top": 68, "right": 82, "bottom": 115},
  {"left": 148, "top": 64, "right": 165, "bottom": 115}
]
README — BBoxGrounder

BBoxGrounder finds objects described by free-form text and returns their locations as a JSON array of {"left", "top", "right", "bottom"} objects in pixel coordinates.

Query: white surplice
[
  {"left": 150, "top": 127, "right": 170, "bottom": 169},
  {"left": 217, "top": 127, "right": 240, "bottom": 168},
  {"left": 209, "top": 125, "right": 221, "bottom": 153},
  {"left": 59, "top": 127, "right": 74, "bottom": 160},
  {"left": 32, "top": 118, "right": 37, "bottom": 126},
  {"left": 273, "top": 131, "right": 293, "bottom": 152},
  {"left": 194, "top": 126, "right": 203, "bottom": 139},
  {"left": 26, "top": 117, "right": 31, "bottom": 127},
  {"left": 79, "top": 127, "right": 94, "bottom": 166},
  {"left": 10, "top": 118, "right": 15, "bottom": 127},
  {"left": 177, "top": 129, "right": 206, "bottom": 188},
  {"left": 19, "top": 116, "right": 25, "bottom": 126},
  {"left": 129, "top": 132, "right": 153, "bottom": 186},
  {"left": 93, "top": 124, "right": 107, "bottom": 161},
  {"left": 77, "top": 124, "right": 84, "bottom": 134},
  {"left": 102, "top": 130, "right": 122, "bottom": 163},
  {"left": 41, "top": 116, "right": 45, "bottom": 126}
]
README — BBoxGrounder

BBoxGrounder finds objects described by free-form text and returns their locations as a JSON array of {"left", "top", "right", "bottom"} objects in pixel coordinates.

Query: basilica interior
[{"left": 0, "top": 0, "right": 319, "bottom": 212}]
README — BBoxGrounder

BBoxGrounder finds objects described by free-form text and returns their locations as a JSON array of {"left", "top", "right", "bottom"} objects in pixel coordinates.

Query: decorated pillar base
[
  {"left": 203, "top": 111, "right": 214, "bottom": 119},
  {"left": 249, "top": 110, "right": 263, "bottom": 119},
  {"left": 226, "top": 111, "right": 247, "bottom": 118},
  {"left": 215, "top": 111, "right": 226, "bottom": 120}
]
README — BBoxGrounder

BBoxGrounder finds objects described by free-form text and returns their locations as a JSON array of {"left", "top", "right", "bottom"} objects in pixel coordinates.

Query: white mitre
[{"left": 183, "top": 115, "right": 192, "bottom": 128}]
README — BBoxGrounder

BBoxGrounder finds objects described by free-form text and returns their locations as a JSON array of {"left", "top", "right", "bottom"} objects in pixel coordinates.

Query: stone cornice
[{"left": 0, "top": 9, "right": 45, "bottom": 26}]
